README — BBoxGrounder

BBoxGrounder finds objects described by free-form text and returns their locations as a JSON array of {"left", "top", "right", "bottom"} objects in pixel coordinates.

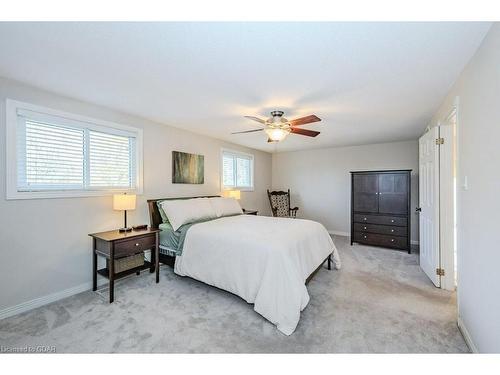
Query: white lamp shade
[
  {"left": 222, "top": 190, "right": 241, "bottom": 200},
  {"left": 113, "top": 194, "right": 136, "bottom": 211},
  {"left": 265, "top": 127, "right": 290, "bottom": 142}
]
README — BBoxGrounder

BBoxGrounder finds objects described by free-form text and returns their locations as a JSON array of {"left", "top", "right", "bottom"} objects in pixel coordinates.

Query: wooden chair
[{"left": 267, "top": 189, "right": 299, "bottom": 218}]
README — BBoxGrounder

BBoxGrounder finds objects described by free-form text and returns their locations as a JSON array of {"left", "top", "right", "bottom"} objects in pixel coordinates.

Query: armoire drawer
[
  {"left": 353, "top": 223, "right": 407, "bottom": 236},
  {"left": 353, "top": 232, "right": 407, "bottom": 249},
  {"left": 353, "top": 214, "right": 406, "bottom": 227}
]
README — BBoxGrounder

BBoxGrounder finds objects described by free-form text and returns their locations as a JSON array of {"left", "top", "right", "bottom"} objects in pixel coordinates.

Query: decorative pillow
[
  {"left": 160, "top": 198, "right": 217, "bottom": 231},
  {"left": 210, "top": 197, "right": 243, "bottom": 217},
  {"left": 156, "top": 201, "right": 170, "bottom": 224}
]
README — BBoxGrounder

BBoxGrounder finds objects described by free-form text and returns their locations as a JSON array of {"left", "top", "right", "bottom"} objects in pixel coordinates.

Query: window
[
  {"left": 221, "top": 149, "right": 254, "bottom": 191},
  {"left": 6, "top": 100, "right": 143, "bottom": 199}
]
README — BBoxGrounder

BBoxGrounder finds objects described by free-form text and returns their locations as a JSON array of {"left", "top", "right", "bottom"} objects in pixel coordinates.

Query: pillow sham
[
  {"left": 210, "top": 197, "right": 243, "bottom": 217},
  {"left": 156, "top": 201, "right": 170, "bottom": 224},
  {"left": 160, "top": 198, "right": 217, "bottom": 231}
]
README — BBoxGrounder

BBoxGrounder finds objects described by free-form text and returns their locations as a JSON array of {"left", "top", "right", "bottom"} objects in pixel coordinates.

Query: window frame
[
  {"left": 5, "top": 99, "right": 143, "bottom": 200},
  {"left": 220, "top": 148, "right": 255, "bottom": 192}
]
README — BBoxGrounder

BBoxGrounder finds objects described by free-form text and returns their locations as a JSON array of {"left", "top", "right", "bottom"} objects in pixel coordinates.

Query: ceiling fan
[{"left": 232, "top": 111, "right": 322, "bottom": 143}]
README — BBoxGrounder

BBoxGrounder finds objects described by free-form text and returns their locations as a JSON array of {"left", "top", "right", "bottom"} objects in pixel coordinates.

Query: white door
[
  {"left": 419, "top": 127, "right": 441, "bottom": 287},
  {"left": 438, "top": 123, "right": 456, "bottom": 291}
]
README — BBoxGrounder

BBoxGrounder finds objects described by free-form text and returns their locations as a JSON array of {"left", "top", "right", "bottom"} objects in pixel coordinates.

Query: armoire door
[
  {"left": 378, "top": 173, "right": 409, "bottom": 215},
  {"left": 352, "top": 173, "right": 378, "bottom": 213}
]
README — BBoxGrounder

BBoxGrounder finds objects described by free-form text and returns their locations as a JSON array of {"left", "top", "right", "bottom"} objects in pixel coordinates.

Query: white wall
[
  {"left": 0, "top": 77, "right": 272, "bottom": 314},
  {"left": 272, "top": 140, "right": 419, "bottom": 242},
  {"left": 427, "top": 23, "right": 499, "bottom": 352}
]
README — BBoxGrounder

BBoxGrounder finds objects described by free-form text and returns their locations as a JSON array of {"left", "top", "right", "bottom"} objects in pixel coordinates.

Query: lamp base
[{"left": 118, "top": 227, "right": 133, "bottom": 233}]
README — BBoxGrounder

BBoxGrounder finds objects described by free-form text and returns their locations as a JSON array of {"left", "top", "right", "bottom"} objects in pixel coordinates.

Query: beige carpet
[{"left": 0, "top": 236, "right": 468, "bottom": 353}]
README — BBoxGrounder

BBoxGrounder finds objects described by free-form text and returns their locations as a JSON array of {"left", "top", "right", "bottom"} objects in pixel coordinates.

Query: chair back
[{"left": 267, "top": 189, "right": 291, "bottom": 217}]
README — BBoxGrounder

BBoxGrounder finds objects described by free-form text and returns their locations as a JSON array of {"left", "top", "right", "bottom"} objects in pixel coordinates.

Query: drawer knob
[
  {"left": 135, "top": 243, "right": 140, "bottom": 247},
  {"left": 364, "top": 217, "right": 367, "bottom": 221},
  {"left": 391, "top": 239, "right": 394, "bottom": 242},
  {"left": 364, "top": 235, "right": 367, "bottom": 239},
  {"left": 364, "top": 226, "right": 367, "bottom": 230},
  {"left": 391, "top": 229, "right": 394, "bottom": 232},
  {"left": 391, "top": 220, "right": 394, "bottom": 223}
]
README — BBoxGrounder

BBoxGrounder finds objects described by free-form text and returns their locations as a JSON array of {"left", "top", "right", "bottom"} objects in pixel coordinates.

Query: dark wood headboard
[{"left": 147, "top": 196, "right": 220, "bottom": 229}]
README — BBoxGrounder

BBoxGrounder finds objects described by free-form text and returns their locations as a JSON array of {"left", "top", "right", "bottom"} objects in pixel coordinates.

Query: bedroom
[{"left": 1, "top": 1, "right": 500, "bottom": 372}]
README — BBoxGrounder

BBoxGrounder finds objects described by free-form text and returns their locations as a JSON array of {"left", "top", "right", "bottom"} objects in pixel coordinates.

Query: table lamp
[
  {"left": 113, "top": 193, "right": 136, "bottom": 232},
  {"left": 223, "top": 190, "right": 241, "bottom": 200}
]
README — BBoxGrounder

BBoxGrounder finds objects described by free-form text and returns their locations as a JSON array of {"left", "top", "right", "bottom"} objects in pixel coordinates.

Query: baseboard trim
[
  {"left": 328, "top": 230, "right": 350, "bottom": 237},
  {"left": 0, "top": 279, "right": 107, "bottom": 321},
  {"left": 458, "top": 315, "right": 478, "bottom": 353}
]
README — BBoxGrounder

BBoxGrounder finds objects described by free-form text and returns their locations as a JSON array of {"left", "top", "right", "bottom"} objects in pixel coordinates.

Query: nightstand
[
  {"left": 89, "top": 228, "right": 161, "bottom": 303},
  {"left": 243, "top": 209, "right": 258, "bottom": 215}
]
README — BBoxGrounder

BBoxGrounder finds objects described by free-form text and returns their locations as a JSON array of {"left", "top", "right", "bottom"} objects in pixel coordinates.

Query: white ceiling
[{"left": 0, "top": 22, "right": 491, "bottom": 153}]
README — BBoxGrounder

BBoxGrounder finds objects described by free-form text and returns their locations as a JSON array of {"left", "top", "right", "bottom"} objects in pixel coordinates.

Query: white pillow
[
  {"left": 210, "top": 197, "right": 243, "bottom": 217},
  {"left": 160, "top": 198, "right": 217, "bottom": 231}
]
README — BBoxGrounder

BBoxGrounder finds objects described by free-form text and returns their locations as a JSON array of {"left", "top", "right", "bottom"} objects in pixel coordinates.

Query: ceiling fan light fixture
[
  {"left": 240, "top": 111, "right": 322, "bottom": 143},
  {"left": 265, "top": 127, "right": 290, "bottom": 142}
]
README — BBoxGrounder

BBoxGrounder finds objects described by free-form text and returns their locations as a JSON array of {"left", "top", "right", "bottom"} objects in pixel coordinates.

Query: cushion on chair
[{"left": 271, "top": 194, "right": 290, "bottom": 217}]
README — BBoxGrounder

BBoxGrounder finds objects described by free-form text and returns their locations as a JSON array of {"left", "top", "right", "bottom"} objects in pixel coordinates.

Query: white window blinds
[
  {"left": 236, "top": 156, "right": 251, "bottom": 187},
  {"left": 19, "top": 120, "right": 85, "bottom": 190},
  {"left": 222, "top": 154, "right": 235, "bottom": 187},
  {"left": 16, "top": 108, "right": 138, "bottom": 193},
  {"left": 221, "top": 150, "right": 254, "bottom": 190},
  {"left": 88, "top": 130, "right": 135, "bottom": 188}
]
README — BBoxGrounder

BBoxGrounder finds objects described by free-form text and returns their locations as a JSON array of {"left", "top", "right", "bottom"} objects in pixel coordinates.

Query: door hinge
[
  {"left": 436, "top": 268, "right": 445, "bottom": 276},
  {"left": 435, "top": 138, "right": 444, "bottom": 145}
]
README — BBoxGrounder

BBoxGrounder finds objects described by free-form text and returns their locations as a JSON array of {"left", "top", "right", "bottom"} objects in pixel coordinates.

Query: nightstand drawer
[{"left": 114, "top": 234, "right": 156, "bottom": 258}]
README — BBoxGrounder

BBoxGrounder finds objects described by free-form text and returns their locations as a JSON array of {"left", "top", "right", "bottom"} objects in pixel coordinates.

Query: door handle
[{"left": 415, "top": 207, "right": 422, "bottom": 212}]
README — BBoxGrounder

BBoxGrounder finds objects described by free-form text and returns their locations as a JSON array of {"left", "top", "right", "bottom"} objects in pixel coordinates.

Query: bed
[{"left": 147, "top": 196, "right": 341, "bottom": 335}]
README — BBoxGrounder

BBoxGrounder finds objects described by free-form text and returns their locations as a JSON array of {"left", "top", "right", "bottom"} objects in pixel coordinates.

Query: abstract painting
[{"left": 172, "top": 151, "right": 204, "bottom": 184}]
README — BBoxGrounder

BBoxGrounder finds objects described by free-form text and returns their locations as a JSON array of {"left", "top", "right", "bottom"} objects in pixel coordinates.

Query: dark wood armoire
[{"left": 350, "top": 170, "right": 411, "bottom": 253}]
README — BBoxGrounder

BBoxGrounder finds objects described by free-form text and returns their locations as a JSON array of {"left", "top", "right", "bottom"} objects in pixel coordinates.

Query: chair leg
[{"left": 327, "top": 254, "right": 332, "bottom": 270}]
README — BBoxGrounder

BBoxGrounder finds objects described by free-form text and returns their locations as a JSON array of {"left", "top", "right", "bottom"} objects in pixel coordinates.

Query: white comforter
[{"left": 174, "top": 215, "right": 341, "bottom": 335}]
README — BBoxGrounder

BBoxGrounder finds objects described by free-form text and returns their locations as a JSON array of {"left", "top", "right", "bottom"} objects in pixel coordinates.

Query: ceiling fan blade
[
  {"left": 288, "top": 114, "right": 321, "bottom": 127},
  {"left": 290, "top": 127, "right": 320, "bottom": 137},
  {"left": 244, "top": 116, "right": 267, "bottom": 124},
  {"left": 231, "top": 128, "right": 264, "bottom": 134}
]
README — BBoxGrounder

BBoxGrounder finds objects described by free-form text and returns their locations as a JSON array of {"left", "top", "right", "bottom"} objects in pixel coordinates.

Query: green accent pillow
[{"left": 156, "top": 201, "right": 170, "bottom": 224}]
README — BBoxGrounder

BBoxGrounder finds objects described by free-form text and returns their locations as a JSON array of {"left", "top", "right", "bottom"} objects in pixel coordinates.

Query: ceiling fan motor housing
[{"left": 269, "top": 110, "right": 288, "bottom": 125}]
